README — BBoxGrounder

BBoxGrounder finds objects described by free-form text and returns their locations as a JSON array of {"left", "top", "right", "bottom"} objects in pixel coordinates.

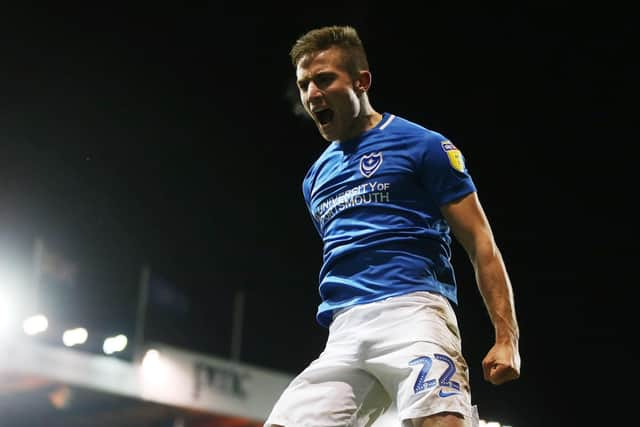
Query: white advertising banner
[{"left": 1, "top": 339, "right": 293, "bottom": 422}]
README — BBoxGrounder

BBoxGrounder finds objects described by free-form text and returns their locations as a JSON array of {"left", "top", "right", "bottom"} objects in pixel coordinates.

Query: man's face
[{"left": 295, "top": 47, "right": 362, "bottom": 141}]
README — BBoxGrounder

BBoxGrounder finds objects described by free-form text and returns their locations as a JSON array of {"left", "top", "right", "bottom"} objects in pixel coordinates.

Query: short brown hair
[{"left": 289, "top": 25, "right": 369, "bottom": 79}]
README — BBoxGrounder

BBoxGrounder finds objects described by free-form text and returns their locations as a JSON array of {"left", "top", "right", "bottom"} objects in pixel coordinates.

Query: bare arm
[{"left": 441, "top": 191, "right": 521, "bottom": 385}]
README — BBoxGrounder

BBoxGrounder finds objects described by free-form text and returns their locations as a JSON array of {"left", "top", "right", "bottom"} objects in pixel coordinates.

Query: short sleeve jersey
[{"left": 302, "top": 113, "right": 477, "bottom": 328}]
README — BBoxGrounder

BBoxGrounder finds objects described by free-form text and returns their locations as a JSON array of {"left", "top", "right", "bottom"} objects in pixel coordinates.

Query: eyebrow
[{"left": 297, "top": 71, "right": 335, "bottom": 87}]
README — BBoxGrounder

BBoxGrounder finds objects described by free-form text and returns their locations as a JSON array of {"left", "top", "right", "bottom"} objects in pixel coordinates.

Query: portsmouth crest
[
  {"left": 440, "top": 140, "right": 466, "bottom": 172},
  {"left": 360, "top": 152, "right": 383, "bottom": 178}
]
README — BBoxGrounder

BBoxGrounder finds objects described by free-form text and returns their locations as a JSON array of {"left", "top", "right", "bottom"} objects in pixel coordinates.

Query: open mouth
[{"left": 315, "top": 109, "right": 334, "bottom": 126}]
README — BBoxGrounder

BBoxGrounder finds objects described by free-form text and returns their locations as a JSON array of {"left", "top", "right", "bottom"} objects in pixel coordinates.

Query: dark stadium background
[{"left": 1, "top": 4, "right": 634, "bottom": 426}]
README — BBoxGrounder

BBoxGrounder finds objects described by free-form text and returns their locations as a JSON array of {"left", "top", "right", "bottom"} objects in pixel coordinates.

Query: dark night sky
[{"left": 0, "top": 4, "right": 635, "bottom": 426}]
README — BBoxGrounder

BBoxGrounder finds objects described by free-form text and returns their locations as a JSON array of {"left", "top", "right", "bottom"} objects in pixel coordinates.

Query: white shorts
[{"left": 264, "top": 291, "right": 478, "bottom": 427}]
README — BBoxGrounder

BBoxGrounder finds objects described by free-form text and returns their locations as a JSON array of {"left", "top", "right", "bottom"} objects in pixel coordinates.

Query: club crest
[{"left": 360, "top": 152, "right": 383, "bottom": 178}]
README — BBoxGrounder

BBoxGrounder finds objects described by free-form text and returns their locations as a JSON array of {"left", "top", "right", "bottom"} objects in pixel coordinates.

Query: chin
[{"left": 316, "top": 127, "right": 332, "bottom": 141}]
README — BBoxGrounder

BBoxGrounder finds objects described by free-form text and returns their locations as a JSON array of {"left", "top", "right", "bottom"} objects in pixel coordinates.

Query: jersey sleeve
[{"left": 418, "top": 133, "right": 477, "bottom": 207}]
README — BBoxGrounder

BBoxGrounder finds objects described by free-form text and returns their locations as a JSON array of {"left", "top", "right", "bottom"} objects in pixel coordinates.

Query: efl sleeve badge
[{"left": 440, "top": 140, "right": 466, "bottom": 172}]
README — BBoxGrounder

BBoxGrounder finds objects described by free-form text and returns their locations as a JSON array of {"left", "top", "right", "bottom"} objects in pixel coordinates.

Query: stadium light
[
  {"left": 62, "top": 327, "right": 88, "bottom": 347},
  {"left": 140, "top": 348, "right": 169, "bottom": 386},
  {"left": 103, "top": 334, "right": 128, "bottom": 355},
  {"left": 23, "top": 314, "right": 48, "bottom": 335},
  {"left": 142, "top": 349, "right": 160, "bottom": 370}
]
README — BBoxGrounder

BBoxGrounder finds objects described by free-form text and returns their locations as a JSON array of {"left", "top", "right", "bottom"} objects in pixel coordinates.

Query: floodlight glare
[
  {"left": 0, "top": 293, "right": 11, "bottom": 331},
  {"left": 0, "top": 290, "right": 18, "bottom": 340},
  {"left": 0, "top": 263, "right": 29, "bottom": 340}
]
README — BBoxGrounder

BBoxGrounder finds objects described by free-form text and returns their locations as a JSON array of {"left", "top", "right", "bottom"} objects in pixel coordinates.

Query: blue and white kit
[{"left": 265, "top": 113, "right": 479, "bottom": 427}]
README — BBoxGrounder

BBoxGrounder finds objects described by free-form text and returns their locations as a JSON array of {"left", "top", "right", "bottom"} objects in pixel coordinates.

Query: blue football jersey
[{"left": 302, "top": 113, "right": 477, "bottom": 328}]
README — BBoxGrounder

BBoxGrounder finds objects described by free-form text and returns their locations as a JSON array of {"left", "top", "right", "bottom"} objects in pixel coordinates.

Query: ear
[{"left": 354, "top": 70, "right": 372, "bottom": 94}]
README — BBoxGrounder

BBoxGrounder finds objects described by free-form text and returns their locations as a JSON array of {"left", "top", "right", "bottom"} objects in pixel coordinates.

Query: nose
[{"left": 307, "top": 81, "right": 322, "bottom": 101}]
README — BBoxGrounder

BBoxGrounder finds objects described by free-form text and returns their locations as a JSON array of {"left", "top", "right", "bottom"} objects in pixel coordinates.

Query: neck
[
  {"left": 340, "top": 110, "right": 382, "bottom": 142},
  {"left": 358, "top": 97, "right": 382, "bottom": 133},
  {"left": 363, "top": 110, "right": 383, "bottom": 131}
]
